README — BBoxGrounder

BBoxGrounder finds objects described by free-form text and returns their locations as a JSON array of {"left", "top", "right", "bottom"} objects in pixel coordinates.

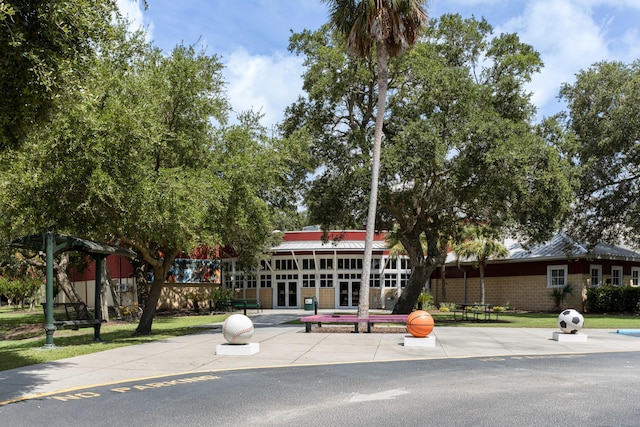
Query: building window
[
  {"left": 302, "top": 259, "right": 315, "bottom": 270},
  {"left": 612, "top": 266, "right": 623, "bottom": 286},
  {"left": 384, "top": 274, "right": 397, "bottom": 288},
  {"left": 400, "top": 273, "right": 410, "bottom": 288},
  {"left": 400, "top": 259, "right": 410, "bottom": 270},
  {"left": 547, "top": 265, "right": 567, "bottom": 288},
  {"left": 370, "top": 274, "right": 381, "bottom": 288},
  {"left": 319, "top": 258, "right": 333, "bottom": 270},
  {"left": 260, "top": 260, "right": 271, "bottom": 271},
  {"left": 302, "top": 273, "right": 316, "bottom": 288},
  {"left": 245, "top": 274, "right": 257, "bottom": 288},
  {"left": 319, "top": 273, "right": 333, "bottom": 288},
  {"left": 632, "top": 268, "right": 640, "bottom": 287},
  {"left": 260, "top": 274, "right": 272, "bottom": 288},
  {"left": 590, "top": 265, "right": 602, "bottom": 287},
  {"left": 387, "top": 259, "right": 397, "bottom": 270},
  {"left": 338, "top": 258, "right": 362, "bottom": 270},
  {"left": 275, "top": 259, "right": 296, "bottom": 271}
]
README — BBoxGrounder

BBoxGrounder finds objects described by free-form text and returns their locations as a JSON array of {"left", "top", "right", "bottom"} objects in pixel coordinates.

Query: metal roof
[
  {"left": 271, "top": 240, "right": 388, "bottom": 253},
  {"left": 11, "top": 232, "right": 136, "bottom": 258},
  {"left": 449, "top": 233, "right": 640, "bottom": 264}
]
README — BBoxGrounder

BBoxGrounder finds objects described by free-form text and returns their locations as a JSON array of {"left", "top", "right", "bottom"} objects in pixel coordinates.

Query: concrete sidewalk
[{"left": 2, "top": 309, "right": 640, "bottom": 404}]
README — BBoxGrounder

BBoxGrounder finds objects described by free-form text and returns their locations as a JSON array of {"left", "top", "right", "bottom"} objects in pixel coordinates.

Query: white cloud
[
  {"left": 498, "top": 0, "right": 614, "bottom": 118},
  {"left": 224, "top": 48, "right": 304, "bottom": 129},
  {"left": 116, "top": 0, "right": 152, "bottom": 36}
]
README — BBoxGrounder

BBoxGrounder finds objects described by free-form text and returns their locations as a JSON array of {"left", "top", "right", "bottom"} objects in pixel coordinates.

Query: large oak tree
[
  {"left": 1, "top": 23, "right": 308, "bottom": 333},
  {"left": 0, "top": 0, "right": 118, "bottom": 151},
  {"left": 558, "top": 60, "right": 640, "bottom": 247},
  {"left": 284, "top": 14, "right": 572, "bottom": 313}
]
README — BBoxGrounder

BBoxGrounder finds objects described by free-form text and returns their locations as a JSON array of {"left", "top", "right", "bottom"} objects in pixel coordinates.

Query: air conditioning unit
[{"left": 116, "top": 282, "right": 129, "bottom": 292}]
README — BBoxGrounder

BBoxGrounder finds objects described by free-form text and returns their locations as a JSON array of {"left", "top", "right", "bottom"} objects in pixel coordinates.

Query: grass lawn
[{"left": 0, "top": 307, "right": 228, "bottom": 372}]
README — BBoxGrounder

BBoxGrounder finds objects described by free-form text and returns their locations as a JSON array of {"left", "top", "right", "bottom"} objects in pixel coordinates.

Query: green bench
[
  {"left": 216, "top": 299, "right": 262, "bottom": 315},
  {"left": 42, "top": 302, "right": 102, "bottom": 330}
]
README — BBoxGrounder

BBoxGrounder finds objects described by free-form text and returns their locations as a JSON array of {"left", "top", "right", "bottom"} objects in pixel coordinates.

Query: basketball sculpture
[
  {"left": 222, "top": 314, "right": 255, "bottom": 344},
  {"left": 406, "top": 310, "right": 434, "bottom": 338}
]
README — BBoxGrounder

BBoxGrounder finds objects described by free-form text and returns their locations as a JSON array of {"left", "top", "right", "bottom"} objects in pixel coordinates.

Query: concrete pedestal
[
  {"left": 552, "top": 332, "right": 588, "bottom": 342},
  {"left": 404, "top": 335, "right": 436, "bottom": 347},
  {"left": 216, "top": 342, "right": 260, "bottom": 355}
]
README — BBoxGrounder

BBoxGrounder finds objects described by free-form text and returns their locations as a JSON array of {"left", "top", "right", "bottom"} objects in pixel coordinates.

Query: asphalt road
[{"left": 2, "top": 351, "right": 639, "bottom": 426}]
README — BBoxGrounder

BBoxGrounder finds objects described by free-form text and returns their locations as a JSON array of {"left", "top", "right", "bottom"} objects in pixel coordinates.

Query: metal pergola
[{"left": 10, "top": 232, "right": 136, "bottom": 348}]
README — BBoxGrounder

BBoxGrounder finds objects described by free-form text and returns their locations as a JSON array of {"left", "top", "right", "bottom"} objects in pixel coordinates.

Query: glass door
[
  {"left": 277, "top": 281, "right": 298, "bottom": 307},
  {"left": 339, "top": 279, "right": 360, "bottom": 307}
]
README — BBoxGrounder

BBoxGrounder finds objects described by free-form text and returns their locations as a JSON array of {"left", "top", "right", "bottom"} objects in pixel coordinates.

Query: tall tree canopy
[
  {"left": 284, "top": 14, "right": 572, "bottom": 313},
  {"left": 0, "top": 22, "right": 308, "bottom": 333},
  {"left": 559, "top": 60, "right": 640, "bottom": 247},
  {"left": 0, "top": 0, "right": 118, "bottom": 151},
  {"left": 322, "top": 0, "right": 428, "bottom": 320}
]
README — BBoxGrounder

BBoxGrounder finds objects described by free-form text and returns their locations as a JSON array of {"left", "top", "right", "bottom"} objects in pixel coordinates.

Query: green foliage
[
  {"left": 0, "top": 0, "right": 118, "bottom": 150},
  {"left": 208, "top": 287, "right": 234, "bottom": 307},
  {"left": 0, "top": 274, "right": 42, "bottom": 309},
  {"left": 549, "top": 283, "right": 575, "bottom": 311},
  {"left": 285, "top": 14, "right": 572, "bottom": 313},
  {"left": 415, "top": 292, "right": 434, "bottom": 309},
  {"left": 586, "top": 286, "right": 640, "bottom": 313},
  {"left": 559, "top": 60, "right": 640, "bottom": 246},
  {"left": 0, "top": 17, "right": 309, "bottom": 333},
  {"left": 438, "top": 302, "right": 457, "bottom": 312}
]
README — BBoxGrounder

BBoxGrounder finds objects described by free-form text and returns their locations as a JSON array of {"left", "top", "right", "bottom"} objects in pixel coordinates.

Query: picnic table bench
[
  {"left": 216, "top": 299, "right": 262, "bottom": 315},
  {"left": 42, "top": 302, "right": 102, "bottom": 331},
  {"left": 300, "top": 314, "right": 409, "bottom": 333},
  {"left": 452, "top": 304, "right": 500, "bottom": 322}
]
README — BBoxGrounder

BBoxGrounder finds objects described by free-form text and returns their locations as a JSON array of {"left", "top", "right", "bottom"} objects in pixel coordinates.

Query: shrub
[
  {"left": 439, "top": 302, "right": 457, "bottom": 312},
  {"left": 586, "top": 286, "right": 640, "bottom": 313},
  {"left": 550, "top": 284, "right": 574, "bottom": 311}
]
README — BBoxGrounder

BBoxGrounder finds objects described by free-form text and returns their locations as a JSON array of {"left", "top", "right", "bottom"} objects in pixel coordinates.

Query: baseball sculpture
[
  {"left": 222, "top": 314, "right": 255, "bottom": 344},
  {"left": 406, "top": 310, "right": 434, "bottom": 338}
]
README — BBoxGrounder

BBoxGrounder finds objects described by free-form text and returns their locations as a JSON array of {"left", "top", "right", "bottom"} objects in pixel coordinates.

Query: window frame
[
  {"left": 547, "top": 265, "right": 568, "bottom": 288},
  {"left": 590, "top": 264, "right": 602, "bottom": 287}
]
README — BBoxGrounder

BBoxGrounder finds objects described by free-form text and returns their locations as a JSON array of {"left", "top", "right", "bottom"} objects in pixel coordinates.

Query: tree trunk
[
  {"left": 101, "top": 260, "right": 111, "bottom": 322},
  {"left": 54, "top": 253, "right": 84, "bottom": 303},
  {"left": 393, "top": 263, "right": 432, "bottom": 314},
  {"left": 358, "top": 44, "right": 389, "bottom": 325},
  {"left": 134, "top": 273, "right": 164, "bottom": 335}
]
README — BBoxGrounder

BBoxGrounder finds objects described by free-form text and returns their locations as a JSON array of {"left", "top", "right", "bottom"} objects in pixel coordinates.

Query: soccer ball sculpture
[
  {"left": 406, "top": 310, "right": 434, "bottom": 338},
  {"left": 557, "top": 309, "right": 584, "bottom": 334},
  {"left": 222, "top": 314, "right": 255, "bottom": 344}
]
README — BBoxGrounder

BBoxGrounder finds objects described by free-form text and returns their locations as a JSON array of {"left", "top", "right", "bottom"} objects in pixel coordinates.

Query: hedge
[{"left": 586, "top": 285, "right": 640, "bottom": 313}]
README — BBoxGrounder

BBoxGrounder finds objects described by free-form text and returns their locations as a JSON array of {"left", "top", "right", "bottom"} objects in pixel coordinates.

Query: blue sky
[{"left": 117, "top": 0, "right": 640, "bottom": 128}]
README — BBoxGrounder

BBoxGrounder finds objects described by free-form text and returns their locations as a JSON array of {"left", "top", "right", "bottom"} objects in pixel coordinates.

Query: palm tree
[
  {"left": 323, "top": 0, "right": 428, "bottom": 321},
  {"left": 455, "top": 226, "right": 509, "bottom": 304}
]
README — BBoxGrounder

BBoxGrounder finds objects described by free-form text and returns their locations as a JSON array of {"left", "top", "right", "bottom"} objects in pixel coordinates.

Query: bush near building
[{"left": 586, "top": 286, "right": 640, "bottom": 313}]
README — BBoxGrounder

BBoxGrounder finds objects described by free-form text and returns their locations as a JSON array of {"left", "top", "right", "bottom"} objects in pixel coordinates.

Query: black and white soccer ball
[{"left": 557, "top": 309, "right": 584, "bottom": 334}]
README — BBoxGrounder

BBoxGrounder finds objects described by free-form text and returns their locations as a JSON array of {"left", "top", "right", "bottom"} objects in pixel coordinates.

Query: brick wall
[{"left": 435, "top": 274, "right": 587, "bottom": 312}]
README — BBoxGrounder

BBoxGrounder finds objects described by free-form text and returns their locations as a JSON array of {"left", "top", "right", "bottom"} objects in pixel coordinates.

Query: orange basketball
[{"left": 406, "top": 310, "right": 434, "bottom": 338}]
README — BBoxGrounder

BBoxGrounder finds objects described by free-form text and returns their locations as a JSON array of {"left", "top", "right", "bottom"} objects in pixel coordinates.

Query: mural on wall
[{"left": 167, "top": 258, "right": 221, "bottom": 284}]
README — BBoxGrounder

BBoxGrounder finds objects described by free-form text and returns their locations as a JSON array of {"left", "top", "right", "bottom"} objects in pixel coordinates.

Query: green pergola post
[
  {"left": 10, "top": 232, "right": 135, "bottom": 349},
  {"left": 44, "top": 232, "right": 56, "bottom": 348}
]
